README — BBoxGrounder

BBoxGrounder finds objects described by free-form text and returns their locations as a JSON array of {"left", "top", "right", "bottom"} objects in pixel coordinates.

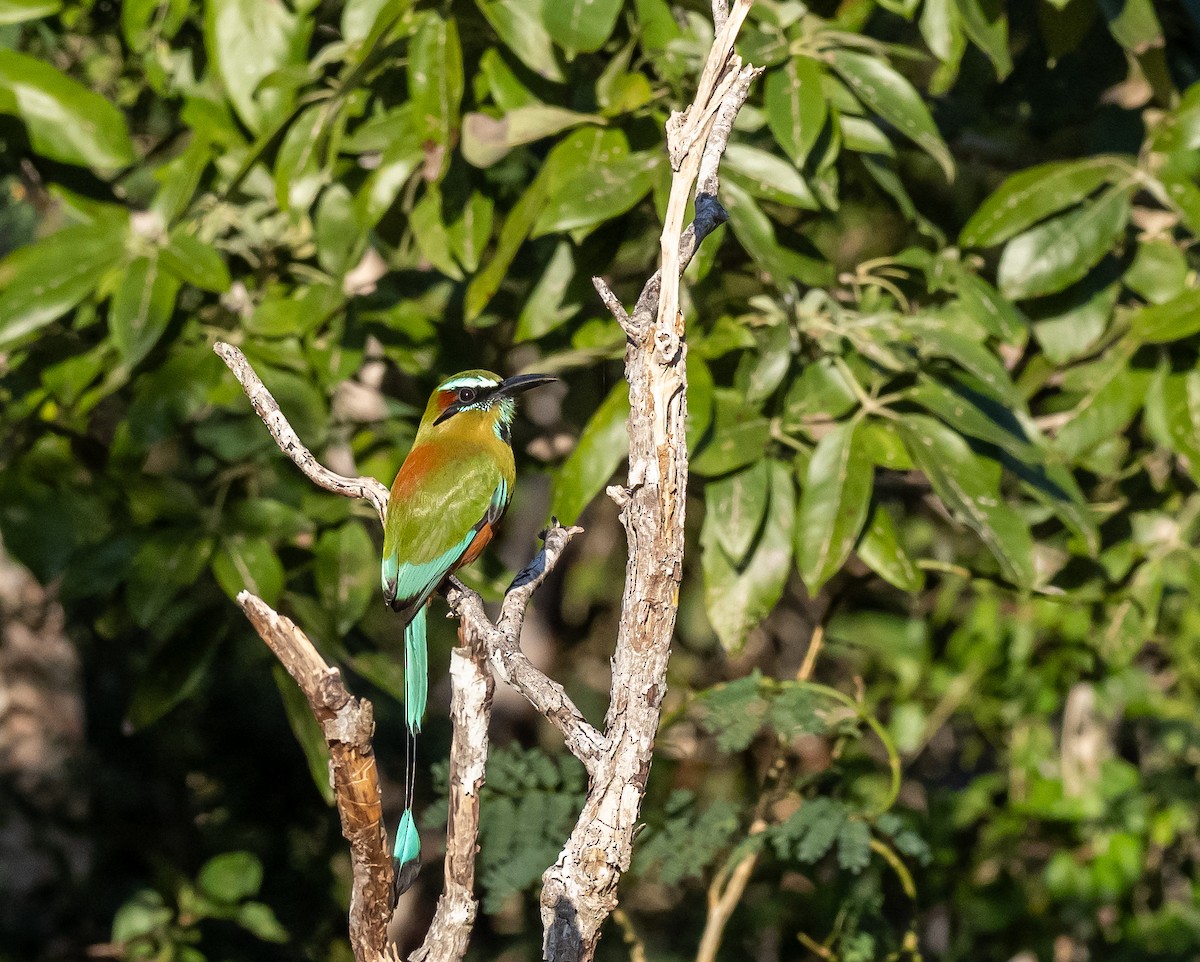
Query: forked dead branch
[{"left": 214, "top": 2, "right": 759, "bottom": 959}]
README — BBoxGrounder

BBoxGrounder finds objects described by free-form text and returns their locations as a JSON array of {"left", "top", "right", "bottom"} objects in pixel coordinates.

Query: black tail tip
[{"left": 392, "top": 858, "right": 421, "bottom": 905}]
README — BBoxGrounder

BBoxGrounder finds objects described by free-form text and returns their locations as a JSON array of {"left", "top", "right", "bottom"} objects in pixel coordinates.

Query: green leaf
[
  {"left": 857, "top": 504, "right": 923, "bottom": 592},
  {"left": 634, "top": 0, "right": 680, "bottom": 50},
  {"left": 0, "top": 0, "right": 61, "bottom": 24},
  {"left": 997, "top": 186, "right": 1132, "bottom": 300},
  {"left": 1016, "top": 460, "right": 1099, "bottom": 555},
  {"left": 909, "top": 375, "right": 1039, "bottom": 461},
  {"left": 126, "top": 532, "right": 213, "bottom": 628},
  {"left": 691, "top": 389, "right": 772, "bottom": 476},
  {"left": 271, "top": 664, "right": 335, "bottom": 805},
  {"left": 899, "top": 414, "right": 1034, "bottom": 587},
  {"left": 0, "top": 49, "right": 135, "bottom": 172},
  {"left": 954, "top": 273, "right": 1024, "bottom": 341},
  {"left": 462, "top": 107, "right": 602, "bottom": 168},
  {"left": 911, "top": 317, "right": 1021, "bottom": 403},
  {"left": 724, "top": 181, "right": 832, "bottom": 289},
  {"left": 479, "top": 47, "right": 539, "bottom": 111},
  {"left": 765, "top": 57, "right": 827, "bottom": 168},
  {"left": 1157, "top": 170, "right": 1200, "bottom": 236},
  {"left": 355, "top": 137, "right": 424, "bottom": 228},
  {"left": 198, "top": 851, "right": 264, "bottom": 903},
  {"left": 772, "top": 797, "right": 846, "bottom": 864},
  {"left": 828, "top": 49, "right": 953, "bottom": 180},
  {"left": 1055, "top": 352, "right": 1149, "bottom": 459},
  {"left": 921, "top": 0, "right": 965, "bottom": 67},
  {"left": 1128, "top": 287, "right": 1200, "bottom": 343},
  {"left": 0, "top": 220, "right": 127, "bottom": 350},
  {"left": 705, "top": 460, "right": 771, "bottom": 567},
  {"left": 957, "top": 0, "right": 1011, "bottom": 79},
  {"left": 1030, "top": 278, "right": 1118, "bottom": 363},
  {"left": 781, "top": 357, "right": 858, "bottom": 427},
  {"left": 448, "top": 190, "right": 494, "bottom": 273},
  {"left": 111, "top": 891, "right": 172, "bottom": 943},
  {"left": 695, "top": 674, "right": 767, "bottom": 752},
  {"left": 635, "top": 794, "right": 741, "bottom": 885},
  {"left": 1124, "top": 239, "right": 1188, "bottom": 305},
  {"left": 723, "top": 143, "right": 819, "bottom": 210},
  {"left": 542, "top": 0, "right": 622, "bottom": 53},
  {"left": 126, "top": 622, "right": 223, "bottom": 730},
  {"left": 314, "top": 521, "right": 375, "bottom": 634},
  {"left": 1145, "top": 365, "right": 1200, "bottom": 482},
  {"left": 409, "top": 12, "right": 464, "bottom": 170},
  {"left": 735, "top": 321, "right": 792, "bottom": 406},
  {"left": 534, "top": 151, "right": 660, "bottom": 236},
  {"left": 551, "top": 384, "right": 630, "bottom": 522},
  {"left": 960, "top": 157, "right": 1127, "bottom": 247},
  {"left": 474, "top": 0, "right": 564, "bottom": 82},
  {"left": 273, "top": 105, "right": 329, "bottom": 214},
  {"left": 110, "top": 255, "right": 180, "bottom": 369},
  {"left": 465, "top": 169, "right": 549, "bottom": 321},
  {"left": 212, "top": 535, "right": 285, "bottom": 606},
  {"left": 341, "top": 0, "right": 404, "bottom": 43},
  {"left": 160, "top": 230, "right": 232, "bottom": 293},
  {"left": 702, "top": 461, "right": 794, "bottom": 651},
  {"left": 796, "top": 420, "right": 874, "bottom": 593},
  {"left": 515, "top": 240, "right": 578, "bottom": 341},
  {"left": 837, "top": 819, "right": 873, "bottom": 873},
  {"left": 204, "top": 0, "right": 308, "bottom": 133},
  {"left": 688, "top": 352, "right": 716, "bottom": 449},
  {"left": 410, "top": 188, "right": 463, "bottom": 280},
  {"left": 1096, "top": 0, "right": 1162, "bottom": 53},
  {"left": 248, "top": 283, "right": 341, "bottom": 338},
  {"left": 236, "top": 902, "right": 289, "bottom": 943}
]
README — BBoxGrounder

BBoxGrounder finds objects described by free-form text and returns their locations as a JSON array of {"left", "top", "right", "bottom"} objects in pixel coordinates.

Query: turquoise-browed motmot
[{"left": 382, "top": 369, "right": 555, "bottom": 895}]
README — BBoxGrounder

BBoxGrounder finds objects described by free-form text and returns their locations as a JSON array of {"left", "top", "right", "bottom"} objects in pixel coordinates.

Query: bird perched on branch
[{"left": 382, "top": 369, "right": 556, "bottom": 898}]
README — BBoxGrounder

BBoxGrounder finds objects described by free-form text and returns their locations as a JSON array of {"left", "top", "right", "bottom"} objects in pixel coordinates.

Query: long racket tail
[{"left": 392, "top": 605, "right": 427, "bottom": 902}]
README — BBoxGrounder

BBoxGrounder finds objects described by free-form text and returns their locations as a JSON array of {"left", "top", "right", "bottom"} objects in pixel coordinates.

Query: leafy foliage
[{"left": 110, "top": 852, "right": 287, "bottom": 961}]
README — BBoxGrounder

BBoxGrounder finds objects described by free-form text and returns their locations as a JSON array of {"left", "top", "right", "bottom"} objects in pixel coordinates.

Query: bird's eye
[{"left": 457, "top": 387, "right": 477, "bottom": 404}]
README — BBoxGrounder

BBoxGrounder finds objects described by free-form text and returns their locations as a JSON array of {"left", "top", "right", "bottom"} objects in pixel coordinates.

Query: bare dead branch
[
  {"left": 446, "top": 525, "right": 608, "bottom": 773},
  {"left": 236, "top": 592, "right": 392, "bottom": 960},
  {"left": 590, "top": 277, "right": 632, "bottom": 335},
  {"left": 214, "top": 342, "right": 390, "bottom": 526},
  {"left": 410, "top": 628, "right": 493, "bottom": 962},
  {"left": 542, "top": 3, "right": 760, "bottom": 958}
]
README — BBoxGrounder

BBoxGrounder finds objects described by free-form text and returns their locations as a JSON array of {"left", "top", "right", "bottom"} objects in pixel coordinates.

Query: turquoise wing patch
[{"left": 385, "top": 529, "right": 477, "bottom": 609}]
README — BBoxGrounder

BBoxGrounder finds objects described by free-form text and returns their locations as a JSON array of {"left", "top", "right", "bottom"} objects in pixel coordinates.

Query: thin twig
[
  {"left": 591, "top": 277, "right": 632, "bottom": 334},
  {"left": 214, "top": 342, "right": 389, "bottom": 525},
  {"left": 797, "top": 624, "right": 825, "bottom": 683},
  {"left": 695, "top": 818, "right": 767, "bottom": 962},
  {"left": 446, "top": 527, "right": 609, "bottom": 773},
  {"left": 612, "top": 908, "right": 649, "bottom": 962}
]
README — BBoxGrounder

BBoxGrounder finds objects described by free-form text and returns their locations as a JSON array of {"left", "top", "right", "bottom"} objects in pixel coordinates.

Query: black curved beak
[{"left": 497, "top": 373, "right": 557, "bottom": 397}]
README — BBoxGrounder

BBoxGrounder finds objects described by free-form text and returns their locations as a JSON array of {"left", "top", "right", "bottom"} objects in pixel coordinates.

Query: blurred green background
[{"left": 4, "top": 0, "right": 1200, "bottom": 959}]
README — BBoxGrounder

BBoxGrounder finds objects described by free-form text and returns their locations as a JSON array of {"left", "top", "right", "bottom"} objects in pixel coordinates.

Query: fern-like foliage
[
  {"left": 875, "top": 812, "right": 931, "bottom": 865},
  {"left": 694, "top": 670, "right": 827, "bottom": 752},
  {"left": 633, "top": 789, "right": 741, "bottom": 886},
  {"left": 425, "top": 744, "right": 588, "bottom": 913},
  {"left": 477, "top": 745, "right": 586, "bottom": 913}
]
